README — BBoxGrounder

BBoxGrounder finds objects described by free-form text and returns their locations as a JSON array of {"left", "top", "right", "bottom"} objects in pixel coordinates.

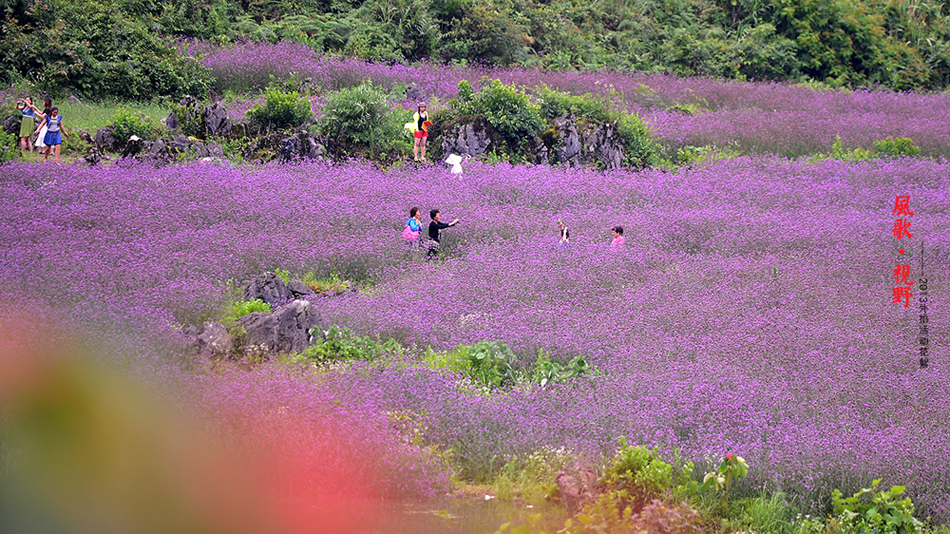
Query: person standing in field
[
  {"left": 35, "top": 107, "right": 68, "bottom": 164},
  {"left": 17, "top": 97, "right": 39, "bottom": 153},
  {"left": 426, "top": 209, "right": 459, "bottom": 259},
  {"left": 412, "top": 102, "right": 430, "bottom": 162},
  {"left": 610, "top": 226, "right": 625, "bottom": 249},
  {"left": 558, "top": 220, "right": 570, "bottom": 248},
  {"left": 34, "top": 98, "right": 52, "bottom": 155},
  {"left": 402, "top": 206, "right": 425, "bottom": 248}
]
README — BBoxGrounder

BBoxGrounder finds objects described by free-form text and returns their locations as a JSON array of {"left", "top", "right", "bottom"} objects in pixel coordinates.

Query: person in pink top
[{"left": 610, "top": 226, "right": 625, "bottom": 249}]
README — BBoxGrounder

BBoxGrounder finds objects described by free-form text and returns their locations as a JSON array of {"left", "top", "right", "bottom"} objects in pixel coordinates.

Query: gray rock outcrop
[
  {"left": 582, "top": 121, "right": 626, "bottom": 170},
  {"left": 196, "top": 321, "right": 233, "bottom": 355},
  {"left": 243, "top": 272, "right": 315, "bottom": 306},
  {"left": 94, "top": 126, "right": 121, "bottom": 152},
  {"left": 440, "top": 119, "right": 494, "bottom": 157},
  {"left": 2, "top": 114, "right": 19, "bottom": 135},
  {"left": 205, "top": 101, "right": 231, "bottom": 137},
  {"left": 278, "top": 131, "right": 327, "bottom": 162},
  {"left": 237, "top": 300, "right": 325, "bottom": 355},
  {"left": 551, "top": 115, "right": 582, "bottom": 166}
]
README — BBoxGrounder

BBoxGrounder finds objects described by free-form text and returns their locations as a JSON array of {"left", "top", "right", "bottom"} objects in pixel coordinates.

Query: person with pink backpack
[{"left": 402, "top": 207, "right": 424, "bottom": 247}]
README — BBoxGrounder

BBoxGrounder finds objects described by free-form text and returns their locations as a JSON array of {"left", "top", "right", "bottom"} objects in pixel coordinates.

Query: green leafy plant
[
  {"left": 699, "top": 453, "right": 750, "bottom": 497},
  {"left": 456, "top": 340, "right": 521, "bottom": 389},
  {"left": 601, "top": 439, "right": 678, "bottom": 511},
  {"left": 295, "top": 325, "right": 404, "bottom": 365},
  {"left": 318, "top": 81, "right": 410, "bottom": 159},
  {"left": 0, "top": 129, "right": 20, "bottom": 164},
  {"left": 831, "top": 479, "right": 923, "bottom": 534},
  {"left": 830, "top": 136, "right": 921, "bottom": 162},
  {"left": 530, "top": 350, "right": 593, "bottom": 387},
  {"left": 617, "top": 113, "right": 659, "bottom": 169},
  {"left": 534, "top": 85, "right": 614, "bottom": 123},
  {"left": 111, "top": 106, "right": 158, "bottom": 146},
  {"left": 453, "top": 78, "right": 544, "bottom": 151},
  {"left": 246, "top": 85, "right": 312, "bottom": 131},
  {"left": 223, "top": 299, "right": 271, "bottom": 326},
  {"left": 873, "top": 137, "right": 921, "bottom": 158},
  {"left": 273, "top": 268, "right": 291, "bottom": 283}
]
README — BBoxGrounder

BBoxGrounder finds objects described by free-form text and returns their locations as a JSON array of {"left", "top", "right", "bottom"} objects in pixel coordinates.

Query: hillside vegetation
[{"left": 4, "top": 0, "right": 950, "bottom": 99}]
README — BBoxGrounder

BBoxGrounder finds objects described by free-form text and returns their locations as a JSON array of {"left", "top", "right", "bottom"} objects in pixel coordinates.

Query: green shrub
[
  {"left": 318, "top": 81, "right": 410, "bottom": 159},
  {"left": 535, "top": 85, "right": 614, "bottom": 123},
  {"left": 618, "top": 114, "right": 660, "bottom": 169},
  {"left": 293, "top": 325, "right": 404, "bottom": 365},
  {"left": 454, "top": 78, "right": 545, "bottom": 151},
  {"left": 302, "top": 272, "right": 352, "bottom": 296},
  {"left": 0, "top": 129, "right": 19, "bottom": 164},
  {"left": 246, "top": 86, "right": 312, "bottom": 131},
  {"left": 873, "top": 137, "right": 921, "bottom": 158},
  {"left": 530, "top": 349, "right": 592, "bottom": 387},
  {"left": 223, "top": 299, "right": 271, "bottom": 326},
  {"left": 111, "top": 106, "right": 158, "bottom": 146},
  {"left": 831, "top": 479, "right": 923, "bottom": 534},
  {"left": 451, "top": 340, "right": 521, "bottom": 389},
  {"left": 602, "top": 439, "right": 676, "bottom": 511},
  {"left": 831, "top": 136, "right": 921, "bottom": 162}
]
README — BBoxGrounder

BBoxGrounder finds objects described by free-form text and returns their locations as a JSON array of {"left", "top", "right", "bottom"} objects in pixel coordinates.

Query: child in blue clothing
[{"left": 35, "top": 107, "right": 68, "bottom": 164}]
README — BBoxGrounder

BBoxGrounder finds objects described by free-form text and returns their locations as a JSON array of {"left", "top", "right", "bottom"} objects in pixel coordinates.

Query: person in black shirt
[{"left": 426, "top": 209, "right": 459, "bottom": 258}]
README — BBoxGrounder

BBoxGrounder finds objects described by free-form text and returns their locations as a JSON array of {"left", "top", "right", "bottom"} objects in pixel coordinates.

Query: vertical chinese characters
[{"left": 891, "top": 195, "right": 914, "bottom": 308}]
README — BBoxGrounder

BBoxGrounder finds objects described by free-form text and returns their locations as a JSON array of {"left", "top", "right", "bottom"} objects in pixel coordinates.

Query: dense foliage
[
  {"left": 5, "top": 0, "right": 950, "bottom": 97},
  {"left": 317, "top": 81, "right": 410, "bottom": 159},
  {"left": 0, "top": 0, "right": 210, "bottom": 99},
  {"left": 245, "top": 85, "right": 313, "bottom": 131}
]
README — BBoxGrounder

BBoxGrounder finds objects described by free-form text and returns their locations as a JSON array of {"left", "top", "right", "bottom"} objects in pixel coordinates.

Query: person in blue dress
[{"left": 34, "top": 107, "right": 68, "bottom": 164}]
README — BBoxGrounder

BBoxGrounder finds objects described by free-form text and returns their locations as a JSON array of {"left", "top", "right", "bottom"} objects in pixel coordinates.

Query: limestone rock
[
  {"left": 94, "top": 126, "right": 121, "bottom": 152},
  {"left": 205, "top": 101, "right": 231, "bottom": 138},
  {"left": 165, "top": 111, "right": 179, "bottom": 132},
  {"left": 582, "top": 121, "right": 626, "bottom": 170},
  {"left": 80, "top": 146, "right": 103, "bottom": 166},
  {"left": 552, "top": 115, "right": 582, "bottom": 166},
  {"left": 1, "top": 114, "right": 18, "bottom": 135},
  {"left": 76, "top": 128, "right": 93, "bottom": 145},
  {"left": 287, "top": 279, "right": 316, "bottom": 298},
  {"left": 195, "top": 321, "right": 232, "bottom": 355},
  {"left": 406, "top": 84, "right": 426, "bottom": 103},
  {"left": 278, "top": 131, "right": 327, "bottom": 162},
  {"left": 243, "top": 272, "right": 293, "bottom": 307},
  {"left": 198, "top": 140, "right": 224, "bottom": 159},
  {"left": 237, "top": 300, "right": 325, "bottom": 355},
  {"left": 440, "top": 119, "right": 493, "bottom": 157}
]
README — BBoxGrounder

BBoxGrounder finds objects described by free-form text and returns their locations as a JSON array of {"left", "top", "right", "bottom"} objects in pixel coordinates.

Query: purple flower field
[
  {"left": 200, "top": 40, "right": 950, "bottom": 158},
  {"left": 1, "top": 151, "right": 948, "bottom": 519}
]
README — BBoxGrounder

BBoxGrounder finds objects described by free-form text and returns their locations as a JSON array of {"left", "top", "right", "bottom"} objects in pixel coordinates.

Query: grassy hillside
[{"left": 4, "top": 0, "right": 950, "bottom": 99}]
